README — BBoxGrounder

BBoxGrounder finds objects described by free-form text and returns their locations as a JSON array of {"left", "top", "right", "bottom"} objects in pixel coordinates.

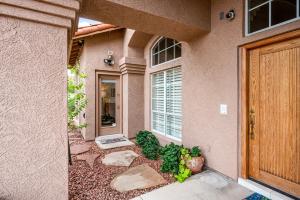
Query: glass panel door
[
  {"left": 98, "top": 75, "right": 121, "bottom": 136},
  {"left": 101, "top": 79, "right": 116, "bottom": 127}
]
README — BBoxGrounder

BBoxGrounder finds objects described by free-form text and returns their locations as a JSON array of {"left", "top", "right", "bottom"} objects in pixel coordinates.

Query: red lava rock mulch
[{"left": 68, "top": 132, "right": 175, "bottom": 200}]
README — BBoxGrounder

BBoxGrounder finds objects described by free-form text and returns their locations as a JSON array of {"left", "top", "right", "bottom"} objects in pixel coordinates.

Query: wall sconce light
[
  {"left": 225, "top": 9, "right": 235, "bottom": 21},
  {"left": 104, "top": 50, "right": 114, "bottom": 66}
]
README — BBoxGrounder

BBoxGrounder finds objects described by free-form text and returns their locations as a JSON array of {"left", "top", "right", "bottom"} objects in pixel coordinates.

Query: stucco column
[
  {"left": 119, "top": 57, "right": 146, "bottom": 139},
  {"left": 0, "top": 1, "right": 79, "bottom": 199}
]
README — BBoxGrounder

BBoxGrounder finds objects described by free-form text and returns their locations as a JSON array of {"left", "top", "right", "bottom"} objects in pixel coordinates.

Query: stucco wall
[
  {"left": 79, "top": 29, "right": 124, "bottom": 140},
  {"left": 0, "top": 17, "right": 68, "bottom": 199},
  {"left": 144, "top": 0, "right": 300, "bottom": 179},
  {"left": 126, "top": 73, "right": 145, "bottom": 138},
  {"left": 80, "top": 0, "right": 210, "bottom": 41}
]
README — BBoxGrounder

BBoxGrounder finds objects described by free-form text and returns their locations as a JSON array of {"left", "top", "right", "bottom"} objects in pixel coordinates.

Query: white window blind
[{"left": 151, "top": 67, "right": 182, "bottom": 140}]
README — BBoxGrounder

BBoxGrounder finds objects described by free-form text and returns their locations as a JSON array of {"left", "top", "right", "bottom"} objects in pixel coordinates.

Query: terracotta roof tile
[
  {"left": 69, "top": 23, "right": 121, "bottom": 66},
  {"left": 75, "top": 23, "right": 118, "bottom": 37}
]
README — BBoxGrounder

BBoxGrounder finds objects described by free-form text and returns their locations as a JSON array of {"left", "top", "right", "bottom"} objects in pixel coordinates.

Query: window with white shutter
[{"left": 151, "top": 67, "right": 182, "bottom": 140}]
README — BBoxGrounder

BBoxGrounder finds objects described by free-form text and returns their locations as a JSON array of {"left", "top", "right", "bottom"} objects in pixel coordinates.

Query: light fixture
[
  {"left": 225, "top": 9, "right": 235, "bottom": 21},
  {"left": 104, "top": 50, "right": 114, "bottom": 66}
]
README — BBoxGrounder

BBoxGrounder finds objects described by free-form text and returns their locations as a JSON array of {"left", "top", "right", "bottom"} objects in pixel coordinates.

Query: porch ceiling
[{"left": 79, "top": 0, "right": 211, "bottom": 41}]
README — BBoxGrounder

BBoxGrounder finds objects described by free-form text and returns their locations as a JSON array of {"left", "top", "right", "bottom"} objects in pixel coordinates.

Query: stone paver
[
  {"left": 70, "top": 143, "right": 90, "bottom": 155},
  {"left": 102, "top": 150, "right": 139, "bottom": 167},
  {"left": 133, "top": 170, "right": 253, "bottom": 200},
  {"left": 76, "top": 154, "right": 100, "bottom": 169},
  {"left": 95, "top": 134, "right": 134, "bottom": 149},
  {"left": 111, "top": 164, "right": 167, "bottom": 192}
]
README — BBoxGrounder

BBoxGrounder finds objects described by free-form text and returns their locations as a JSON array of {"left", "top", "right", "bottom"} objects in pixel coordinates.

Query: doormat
[
  {"left": 95, "top": 134, "right": 134, "bottom": 150},
  {"left": 244, "top": 193, "right": 270, "bottom": 200},
  {"left": 100, "top": 137, "right": 127, "bottom": 144}
]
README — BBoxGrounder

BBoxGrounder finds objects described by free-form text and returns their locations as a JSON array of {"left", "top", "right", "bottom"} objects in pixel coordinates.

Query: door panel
[
  {"left": 248, "top": 37, "right": 300, "bottom": 197},
  {"left": 98, "top": 75, "right": 121, "bottom": 135}
]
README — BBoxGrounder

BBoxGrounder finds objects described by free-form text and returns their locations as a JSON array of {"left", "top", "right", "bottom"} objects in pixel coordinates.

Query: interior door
[
  {"left": 99, "top": 75, "right": 121, "bottom": 135},
  {"left": 248, "top": 37, "right": 300, "bottom": 197}
]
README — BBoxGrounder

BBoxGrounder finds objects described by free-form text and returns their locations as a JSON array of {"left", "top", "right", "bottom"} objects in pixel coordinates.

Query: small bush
[
  {"left": 190, "top": 146, "right": 201, "bottom": 157},
  {"left": 136, "top": 130, "right": 151, "bottom": 147},
  {"left": 174, "top": 147, "right": 192, "bottom": 182},
  {"left": 174, "top": 163, "right": 192, "bottom": 183},
  {"left": 160, "top": 143, "right": 181, "bottom": 174},
  {"left": 160, "top": 145, "right": 193, "bottom": 182},
  {"left": 142, "top": 134, "right": 160, "bottom": 160},
  {"left": 136, "top": 130, "right": 160, "bottom": 160}
]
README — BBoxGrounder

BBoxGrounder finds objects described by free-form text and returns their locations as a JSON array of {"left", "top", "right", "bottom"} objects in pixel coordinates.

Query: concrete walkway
[{"left": 131, "top": 170, "right": 253, "bottom": 200}]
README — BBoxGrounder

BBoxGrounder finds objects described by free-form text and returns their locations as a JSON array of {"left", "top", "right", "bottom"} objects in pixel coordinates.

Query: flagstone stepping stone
[
  {"left": 70, "top": 143, "right": 90, "bottom": 155},
  {"left": 102, "top": 150, "right": 139, "bottom": 167},
  {"left": 111, "top": 164, "right": 167, "bottom": 192},
  {"left": 77, "top": 154, "right": 100, "bottom": 169}
]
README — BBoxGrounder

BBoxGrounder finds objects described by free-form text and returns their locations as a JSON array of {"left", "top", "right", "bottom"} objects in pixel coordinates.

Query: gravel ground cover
[{"left": 69, "top": 132, "right": 175, "bottom": 200}]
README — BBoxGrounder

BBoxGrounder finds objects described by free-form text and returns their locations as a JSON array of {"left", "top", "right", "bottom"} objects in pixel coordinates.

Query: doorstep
[
  {"left": 238, "top": 178, "right": 294, "bottom": 200},
  {"left": 132, "top": 170, "right": 253, "bottom": 200}
]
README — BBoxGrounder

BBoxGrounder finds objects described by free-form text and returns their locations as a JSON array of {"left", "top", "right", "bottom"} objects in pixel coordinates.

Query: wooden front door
[
  {"left": 98, "top": 75, "right": 121, "bottom": 136},
  {"left": 248, "top": 37, "right": 300, "bottom": 197}
]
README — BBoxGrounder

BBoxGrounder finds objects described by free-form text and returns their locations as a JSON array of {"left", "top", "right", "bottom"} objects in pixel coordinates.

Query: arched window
[
  {"left": 150, "top": 37, "right": 182, "bottom": 140},
  {"left": 151, "top": 37, "right": 181, "bottom": 66}
]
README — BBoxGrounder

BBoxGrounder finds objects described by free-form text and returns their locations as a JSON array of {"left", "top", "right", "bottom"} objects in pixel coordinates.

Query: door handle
[{"left": 249, "top": 108, "right": 255, "bottom": 139}]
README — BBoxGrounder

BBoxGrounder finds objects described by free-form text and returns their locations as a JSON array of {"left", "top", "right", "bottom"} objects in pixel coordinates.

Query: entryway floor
[{"left": 131, "top": 170, "right": 254, "bottom": 200}]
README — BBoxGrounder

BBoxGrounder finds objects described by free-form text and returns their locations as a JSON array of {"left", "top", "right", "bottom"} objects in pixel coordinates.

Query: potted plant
[{"left": 186, "top": 146, "right": 204, "bottom": 174}]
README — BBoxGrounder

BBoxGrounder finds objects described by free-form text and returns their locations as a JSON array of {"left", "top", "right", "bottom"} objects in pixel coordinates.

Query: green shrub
[
  {"left": 67, "top": 64, "right": 87, "bottom": 131},
  {"left": 190, "top": 146, "right": 201, "bottom": 157},
  {"left": 160, "top": 145, "right": 193, "bottom": 183},
  {"left": 136, "top": 130, "right": 151, "bottom": 147},
  {"left": 141, "top": 134, "right": 160, "bottom": 160},
  {"left": 160, "top": 143, "right": 181, "bottom": 174},
  {"left": 180, "top": 147, "right": 191, "bottom": 159},
  {"left": 175, "top": 147, "right": 192, "bottom": 182},
  {"left": 174, "top": 163, "right": 192, "bottom": 183},
  {"left": 136, "top": 130, "right": 160, "bottom": 160}
]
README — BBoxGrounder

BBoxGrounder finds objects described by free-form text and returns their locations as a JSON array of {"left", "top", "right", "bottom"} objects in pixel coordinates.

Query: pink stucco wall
[
  {"left": 0, "top": 1, "right": 78, "bottom": 198},
  {"left": 79, "top": 29, "right": 124, "bottom": 140},
  {"left": 80, "top": 0, "right": 211, "bottom": 41},
  {"left": 143, "top": 0, "right": 300, "bottom": 179},
  {"left": 78, "top": 0, "right": 300, "bottom": 181},
  {"left": 0, "top": 17, "right": 68, "bottom": 199}
]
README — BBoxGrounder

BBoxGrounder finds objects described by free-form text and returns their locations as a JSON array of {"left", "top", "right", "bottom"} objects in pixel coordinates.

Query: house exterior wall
[
  {"left": 79, "top": 29, "right": 124, "bottom": 140},
  {"left": 80, "top": 0, "right": 211, "bottom": 41},
  {"left": 0, "top": 16, "right": 68, "bottom": 200},
  {"left": 143, "top": 0, "right": 300, "bottom": 180},
  {"left": 0, "top": 1, "right": 78, "bottom": 199},
  {"left": 122, "top": 71, "right": 145, "bottom": 138},
  {"left": 76, "top": 0, "right": 300, "bottom": 181}
]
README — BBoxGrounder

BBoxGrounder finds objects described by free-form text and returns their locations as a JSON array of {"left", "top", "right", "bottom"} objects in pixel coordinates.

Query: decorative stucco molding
[
  {"left": 0, "top": 0, "right": 79, "bottom": 29},
  {"left": 0, "top": 0, "right": 80, "bottom": 62},
  {"left": 119, "top": 56, "right": 146, "bottom": 75}
]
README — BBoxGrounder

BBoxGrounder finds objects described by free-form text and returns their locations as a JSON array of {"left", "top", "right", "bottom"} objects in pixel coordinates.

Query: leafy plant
[
  {"left": 142, "top": 134, "right": 160, "bottom": 160},
  {"left": 190, "top": 146, "right": 201, "bottom": 157},
  {"left": 136, "top": 130, "right": 160, "bottom": 160},
  {"left": 174, "top": 163, "right": 192, "bottom": 183},
  {"left": 175, "top": 147, "right": 192, "bottom": 182},
  {"left": 67, "top": 63, "right": 87, "bottom": 131},
  {"left": 180, "top": 147, "right": 192, "bottom": 161},
  {"left": 160, "top": 143, "right": 181, "bottom": 174},
  {"left": 136, "top": 130, "right": 152, "bottom": 147},
  {"left": 160, "top": 145, "right": 193, "bottom": 183}
]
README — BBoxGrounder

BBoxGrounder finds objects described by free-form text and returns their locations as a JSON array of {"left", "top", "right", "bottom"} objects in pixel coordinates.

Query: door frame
[
  {"left": 95, "top": 70, "right": 123, "bottom": 137},
  {"left": 239, "top": 29, "right": 300, "bottom": 179}
]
